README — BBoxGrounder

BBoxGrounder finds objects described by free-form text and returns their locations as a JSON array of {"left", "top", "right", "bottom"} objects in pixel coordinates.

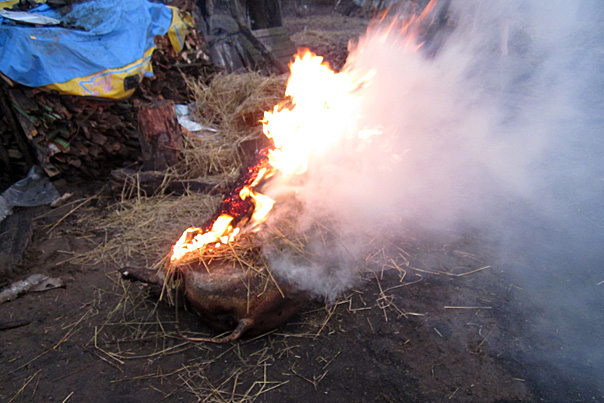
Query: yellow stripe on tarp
[
  {"left": 43, "top": 47, "right": 156, "bottom": 99},
  {"left": 167, "top": 7, "right": 193, "bottom": 53}
]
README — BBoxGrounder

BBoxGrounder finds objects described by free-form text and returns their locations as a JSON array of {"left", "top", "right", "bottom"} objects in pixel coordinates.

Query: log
[
  {"left": 110, "top": 168, "right": 230, "bottom": 196},
  {"left": 136, "top": 100, "right": 182, "bottom": 171}
]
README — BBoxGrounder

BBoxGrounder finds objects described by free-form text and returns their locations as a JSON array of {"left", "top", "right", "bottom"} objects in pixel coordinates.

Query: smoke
[
  {"left": 263, "top": 1, "right": 603, "bottom": 395},
  {"left": 292, "top": 1, "right": 583, "bottom": 231}
]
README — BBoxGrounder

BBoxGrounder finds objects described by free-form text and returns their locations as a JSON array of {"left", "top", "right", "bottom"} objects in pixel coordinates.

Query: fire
[
  {"left": 262, "top": 51, "right": 371, "bottom": 175},
  {"left": 170, "top": 49, "right": 371, "bottom": 263},
  {"left": 171, "top": 215, "right": 236, "bottom": 261},
  {"left": 170, "top": 0, "right": 441, "bottom": 263}
]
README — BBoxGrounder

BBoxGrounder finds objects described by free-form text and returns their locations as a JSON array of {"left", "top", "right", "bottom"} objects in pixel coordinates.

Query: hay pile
[
  {"left": 163, "top": 196, "right": 319, "bottom": 293},
  {"left": 178, "top": 72, "right": 287, "bottom": 181}
]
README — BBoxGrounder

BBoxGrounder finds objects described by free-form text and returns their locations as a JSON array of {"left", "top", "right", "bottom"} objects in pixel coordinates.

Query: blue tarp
[{"left": 0, "top": 0, "right": 179, "bottom": 98}]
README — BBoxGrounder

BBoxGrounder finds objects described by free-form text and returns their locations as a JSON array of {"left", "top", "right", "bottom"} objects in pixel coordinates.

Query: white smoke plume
[
  {"left": 261, "top": 0, "right": 603, "bottom": 396},
  {"left": 263, "top": 0, "right": 600, "bottom": 291}
]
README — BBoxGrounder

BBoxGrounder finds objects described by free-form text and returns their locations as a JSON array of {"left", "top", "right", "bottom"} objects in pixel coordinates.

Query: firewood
[
  {"left": 91, "top": 132, "right": 107, "bottom": 146},
  {"left": 0, "top": 21, "right": 216, "bottom": 179}
]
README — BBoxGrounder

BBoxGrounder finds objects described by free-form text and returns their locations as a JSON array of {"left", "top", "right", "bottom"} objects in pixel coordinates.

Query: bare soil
[
  {"left": 0, "top": 4, "right": 590, "bottom": 403},
  {"left": 283, "top": 6, "right": 369, "bottom": 71},
  {"left": 0, "top": 194, "right": 535, "bottom": 402}
]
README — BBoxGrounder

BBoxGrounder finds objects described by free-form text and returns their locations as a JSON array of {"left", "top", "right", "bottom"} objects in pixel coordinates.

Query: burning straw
[
  {"left": 162, "top": 194, "right": 337, "bottom": 299},
  {"left": 74, "top": 192, "right": 222, "bottom": 268}
]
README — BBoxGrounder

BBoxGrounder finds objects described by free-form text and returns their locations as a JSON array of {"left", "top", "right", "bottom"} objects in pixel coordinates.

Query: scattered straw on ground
[
  {"left": 73, "top": 219, "right": 494, "bottom": 401},
  {"left": 32, "top": 66, "right": 501, "bottom": 401},
  {"left": 74, "top": 192, "right": 222, "bottom": 269}
]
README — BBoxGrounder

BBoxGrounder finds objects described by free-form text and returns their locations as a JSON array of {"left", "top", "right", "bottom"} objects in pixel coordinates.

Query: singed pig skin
[
  {"left": 181, "top": 261, "right": 304, "bottom": 337},
  {"left": 120, "top": 263, "right": 305, "bottom": 341}
]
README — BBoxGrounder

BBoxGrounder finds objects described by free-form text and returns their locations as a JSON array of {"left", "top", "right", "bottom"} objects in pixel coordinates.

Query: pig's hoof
[{"left": 180, "top": 318, "right": 254, "bottom": 343}]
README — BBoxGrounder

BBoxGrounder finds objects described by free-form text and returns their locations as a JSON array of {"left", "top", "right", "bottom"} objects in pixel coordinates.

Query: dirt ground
[
  {"left": 0, "top": 4, "right": 598, "bottom": 403},
  {"left": 0, "top": 197, "right": 535, "bottom": 402}
]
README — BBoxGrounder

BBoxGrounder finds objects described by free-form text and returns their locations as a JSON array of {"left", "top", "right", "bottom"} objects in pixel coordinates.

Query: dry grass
[
  {"left": 87, "top": 271, "right": 358, "bottom": 401},
  {"left": 61, "top": 71, "right": 292, "bottom": 318},
  {"left": 76, "top": 227, "right": 496, "bottom": 401},
  {"left": 161, "top": 202, "right": 333, "bottom": 304},
  {"left": 67, "top": 71, "right": 289, "bottom": 270},
  {"left": 86, "top": 271, "right": 325, "bottom": 401},
  {"left": 179, "top": 72, "right": 287, "bottom": 180},
  {"left": 73, "top": 192, "right": 222, "bottom": 269}
]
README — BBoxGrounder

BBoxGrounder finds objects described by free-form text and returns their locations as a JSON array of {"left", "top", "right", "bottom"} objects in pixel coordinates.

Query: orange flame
[
  {"left": 263, "top": 49, "right": 375, "bottom": 176},
  {"left": 171, "top": 215, "right": 236, "bottom": 261},
  {"left": 170, "top": 49, "right": 368, "bottom": 263},
  {"left": 169, "top": 48, "right": 381, "bottom": 263},
  {"left": 170, "top": 0, "right": 451, "bottom": 264}
]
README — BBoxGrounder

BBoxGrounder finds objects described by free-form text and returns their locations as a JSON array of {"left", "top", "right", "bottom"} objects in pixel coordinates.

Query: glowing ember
[{"left": 171, "top": 215, "right": 236, "bottom": 261}]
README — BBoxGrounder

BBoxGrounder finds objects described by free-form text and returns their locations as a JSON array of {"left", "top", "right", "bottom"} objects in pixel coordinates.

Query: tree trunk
[
  {"left": 137, "top": 100, "right": 182, "bottom": 171},
  {"left": 247, "top": 0, "right": 282, "bottom": 30}
]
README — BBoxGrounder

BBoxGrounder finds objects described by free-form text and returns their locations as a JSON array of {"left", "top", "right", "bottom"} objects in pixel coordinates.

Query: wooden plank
[
  {"left": 255, "top": 35, "right": 295, "bottom": 51},
  {"left": 249, "top": 46, "right": 295, "bottom": 59},
  {"left": 252, "top": 26, "right": 296, "bottom": 68},
  {"left": 256, "top": 38, "right": 295, "bottom": 51},
  {"left": 254, "top": 33, "right": 290, "bottom": 43},
  {"left": 268, "top": 44, "right": 297, "bottom": 54},
  {"left": 273, "top": 50, "right": 296, "bottom": 59},
  {"left": 236, "top": 22, "right": 289, "bottom": 74}
]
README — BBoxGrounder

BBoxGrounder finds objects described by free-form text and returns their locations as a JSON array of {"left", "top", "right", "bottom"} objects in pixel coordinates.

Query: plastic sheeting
[
  {"left": 0, "top": 0, "right": 190, "bottom": 99},
  {"left": 0, "top": 166, "right": 59, "bottom": 223}
]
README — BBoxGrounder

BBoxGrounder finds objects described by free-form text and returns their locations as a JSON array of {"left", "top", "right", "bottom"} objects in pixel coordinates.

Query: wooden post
[
  {"left": 246, "top": 0, "right": 282, "bottom": 30},
  {"left": 136, "top": 100, "right": 182, "bottom": 171}
]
